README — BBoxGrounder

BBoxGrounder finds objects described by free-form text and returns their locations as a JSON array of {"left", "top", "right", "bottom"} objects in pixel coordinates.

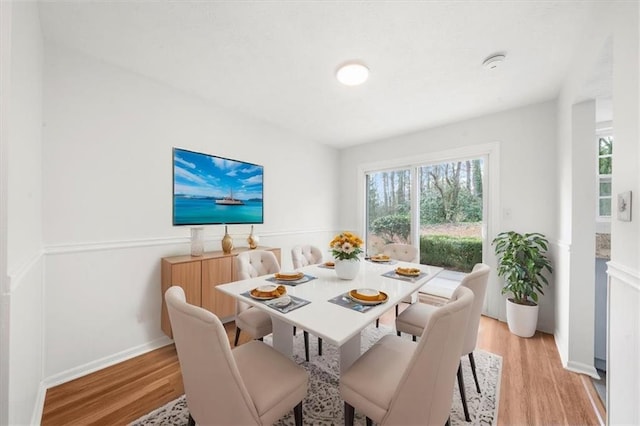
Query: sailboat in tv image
[
  {"left": 172, "top": 148, "right": 264, "bottom": 225},
  {"left": 215, "top": 188, "right": 245, "bottom": 205}
]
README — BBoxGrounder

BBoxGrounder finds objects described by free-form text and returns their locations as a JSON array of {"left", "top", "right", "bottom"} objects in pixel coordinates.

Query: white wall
[
  {"left": 0, "top": 1, "right": 46, "bottom": 424},
  {"left": 41, "top": 44, "right": 339, "bottom": 384},
  {"left": 556, "top": 1, "right": 640, "bottom": 423},
  {"left": 339, "top": 101, "right": 558, "bottom": 331},
  {"left": 608, "top": 2, "right": 640, "bottom": 423}
]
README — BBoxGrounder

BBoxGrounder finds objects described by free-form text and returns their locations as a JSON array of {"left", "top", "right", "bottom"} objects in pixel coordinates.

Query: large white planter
[
  {"left": 334, "top": 259, "right": 360, "bottom": 280},
  {"left": 506, "top": 298, "right": 539, "bottom": 338}
]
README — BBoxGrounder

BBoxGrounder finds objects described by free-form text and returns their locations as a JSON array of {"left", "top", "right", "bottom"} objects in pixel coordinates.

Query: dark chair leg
[
  {"left": 412, "top": 335, "right": 416, "bottom": 342},
  {"left": 397, "top": 330, "right": 401, "bottom": 337},
  {"left": 469, "top": 352, "right": 481, "bottom": 393},
  {"left": 293, "top": 326, "right": 297, "bottom": 336},
  {"left": 344, "top": 402, "right": 355, "bottom": 426},
  {"left": 188, "top": 413, "right": 195, "bottom": 426},
  {"left": 375, "top": 318, "right": 379, "bottom": 328},
  {"left": 318, "top": 337, "right": 323, "bottom": 356},
  {"left": 395, "top": 304, "right": 399, "bottom": 317},
  {"left": 234, "top": 327, "right": 241, "bottom": 346},
  {"left": 304, "top": 331, "right": 310, "bottom": 362},
  {"left": 258, "top": 337, "right": 263, "bottom": 341},
  {"left": 293, "top": 401, "right": 303, "bottom": 426},
  {"left": 457, "top": 362, "right": 471, "bottom": 422},
  {"left": 366, "top": 417, "right": 373, "bottom": 426}
]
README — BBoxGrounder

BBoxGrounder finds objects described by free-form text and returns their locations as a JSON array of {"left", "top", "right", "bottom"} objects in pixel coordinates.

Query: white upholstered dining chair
[
  {"left": 375, "top": 243, "right": 420, "bottom": 327},
  {"left": 291, "top": 245, "right": 323, "bottom": 269},
  {"left": 381, "top": 243, "right": 419, "bottom": 263},
  {"left": 234, "top": 250, "right": 281, "bottom": 346},
  {"left": 165, "top": 286, "right": 308, "bottom": 426},
  {"left": 290, "top": 245, "right": 323, "bottom": 360},
  {"left": 395, "top": 263, "right": 490, "bottom": 422},
  {"left": 340, "top": 286, "right": 474, "bottom": 425}
]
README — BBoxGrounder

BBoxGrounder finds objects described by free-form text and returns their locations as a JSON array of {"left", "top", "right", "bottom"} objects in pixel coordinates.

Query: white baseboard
[
  {"left": 42, "top": 336, "right": 173, "bottom": 389},
  {"left": 565, "top": 360, "right": 600, "bottom": 379},
  {"left": 31, "top": 382, "right": 47, "bottom": 426}
]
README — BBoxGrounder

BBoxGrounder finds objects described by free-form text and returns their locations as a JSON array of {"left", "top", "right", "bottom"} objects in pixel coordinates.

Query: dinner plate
[
  {"left": 274, "top": 272, "right": 304, "bottom": 281},
  {"left": 370, "top": 256, "right": 391, "bottom": 262},
  {"left": 250, "top": 285, "right": 286, "bottom": 300},
  {"left": 349, "top": 289, "right": 388, "bottom": 305},
  {"left": 395, "top": 267, "right": 421, "bottom": 277}
]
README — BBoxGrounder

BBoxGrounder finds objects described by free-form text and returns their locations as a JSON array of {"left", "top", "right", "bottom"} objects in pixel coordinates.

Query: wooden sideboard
[{"left": 161, "top": 246, "right": 281, "bottom": 337}]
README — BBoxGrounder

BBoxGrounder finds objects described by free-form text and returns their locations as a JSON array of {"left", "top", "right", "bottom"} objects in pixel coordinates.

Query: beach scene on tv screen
[{"left": 173, "top": 148, "right": 264, "bottom": 225}]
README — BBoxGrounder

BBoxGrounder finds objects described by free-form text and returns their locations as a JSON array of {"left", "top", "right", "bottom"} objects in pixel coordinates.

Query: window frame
[{"left": 596, "top": 128, "right": 613, "bottom": 222}]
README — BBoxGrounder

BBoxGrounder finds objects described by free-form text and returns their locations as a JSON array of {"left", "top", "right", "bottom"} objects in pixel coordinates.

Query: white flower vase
[
  {"left": 334, "top": 258, "right": 360, "bottom": 280},
  {"left": 190, "top": 227, "right": 204, "bottom": 257}
]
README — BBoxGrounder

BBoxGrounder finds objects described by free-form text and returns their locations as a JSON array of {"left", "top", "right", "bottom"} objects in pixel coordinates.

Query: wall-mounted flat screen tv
[{"left": 173, "top": 147, "right": 264, "bottom": 226}]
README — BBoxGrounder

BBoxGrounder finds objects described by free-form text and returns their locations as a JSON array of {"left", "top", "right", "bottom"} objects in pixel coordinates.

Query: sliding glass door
[
  {"left": 364, "top": 157, "right": 485, "bottom": 272},
  {"left": 365, "top": 168, "right": 413, "bottom": 256}
]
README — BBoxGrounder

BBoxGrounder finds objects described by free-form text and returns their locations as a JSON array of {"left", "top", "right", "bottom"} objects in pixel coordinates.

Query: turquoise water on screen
[{"left": 173, "top": 196, "right": 263, "bottom": 225}]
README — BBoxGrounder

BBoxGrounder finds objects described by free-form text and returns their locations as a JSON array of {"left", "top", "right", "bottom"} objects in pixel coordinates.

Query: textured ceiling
[{"left": 38, "top": 1, "right": 601, "bottom": 147}]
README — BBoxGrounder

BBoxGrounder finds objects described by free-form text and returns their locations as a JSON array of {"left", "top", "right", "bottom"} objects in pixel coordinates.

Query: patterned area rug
[{"left": 130, "top": 325, "right": 502, "bottom": 425}]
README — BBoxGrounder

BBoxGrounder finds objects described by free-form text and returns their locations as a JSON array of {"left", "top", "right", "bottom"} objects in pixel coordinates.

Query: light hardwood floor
[{"left": 42, "top": 310, "right": 604, "bottom": 425}]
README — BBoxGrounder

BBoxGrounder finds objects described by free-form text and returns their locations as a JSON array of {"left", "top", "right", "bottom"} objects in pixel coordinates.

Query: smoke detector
[{"left": 483, "top": 54, "right": 506, "bottom": 70}]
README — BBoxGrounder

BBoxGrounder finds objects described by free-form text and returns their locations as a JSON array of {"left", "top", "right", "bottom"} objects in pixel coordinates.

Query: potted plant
[
  {"left": 492, "top": 231, "right": 553, "bottom": 337},
  {"left": 330, "top": 231, "right": 364, "bottom": 280}
]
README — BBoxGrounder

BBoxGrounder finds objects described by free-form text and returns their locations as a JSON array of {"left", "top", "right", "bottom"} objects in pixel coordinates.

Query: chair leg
[
  {"left": 344, "top": 402, "right": 355, "bottom": 426},
  {"left": 395, "top": 304, "right": 399, "bottom": 317},
  {"left": 397, "top": 330, "right": 401, "bottom": 337},
  {"left": 293, "top": 401, "right": 303, "bottom": 426},
  {"left": 366, "top": 417, "right": 373, "bottom": 426},
  {"left": 469, "top": 352, "right": 481, "bottom": 393},
  {"left": 457, "top": 362, "right": 471, "bottom": 422},
  {"left": 234, "top": 327, "right": 241, "bottom": 346},
  {"left": 375, "top": 318, "right": 379, "bottom": 328},
  {"left": 412, "top": 335, "right": 416, "bottom": 342},
  {"left": 318, "top": 337, "right": 323, "bottom": 356},
  {"left": 304, "top": 331, "right": 310, "bottom": 362},
  {"left": 293, "top": 326, "right": 297, "bottom": 336},
  {"left": 188, "top": 413, "right": 195, "bottom": 426}
]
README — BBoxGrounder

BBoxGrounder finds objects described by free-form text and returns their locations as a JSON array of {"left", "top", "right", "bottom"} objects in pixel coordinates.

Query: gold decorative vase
[
  {"left": 247, "top": 225, "right": 259, "bottom": 249},
  {"left": 221, "top": 225, "right": 233, "bottom": 254}
]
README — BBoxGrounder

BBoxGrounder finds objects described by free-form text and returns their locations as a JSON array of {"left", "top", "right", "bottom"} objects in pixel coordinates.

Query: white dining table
[{"left": 217, "top": 259, "right": 443, "bottom": 373}]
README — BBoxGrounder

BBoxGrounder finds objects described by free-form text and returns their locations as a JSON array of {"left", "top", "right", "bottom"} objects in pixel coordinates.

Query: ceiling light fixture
[
  {"left": 482, "top": 54, "right": 506, "bottom": 70},
  {"left": 336, "top": 62, "right": 369, "bottom": 86}
]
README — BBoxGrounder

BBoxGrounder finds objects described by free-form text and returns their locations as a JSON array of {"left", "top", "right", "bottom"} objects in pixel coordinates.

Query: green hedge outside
[{"left": 420, "top": 235, "right": 482, "bottom": 272}]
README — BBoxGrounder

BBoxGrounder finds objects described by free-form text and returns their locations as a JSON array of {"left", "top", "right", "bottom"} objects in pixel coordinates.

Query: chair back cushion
[
  {"left": 383, "top": 286, "right": 474, "bottom": 425},
  {"left": 235, "top": 250, "right": 280, "bottom": 312},
  {"left": 291, "top": 245, "right": 323, "bottom": 269},
  {"left": 460, "top": 263, "right": 491, "bottom": 354},
  {"left": 236, "top": 250, "right": 280, "bottom": 280},
  {"left": 382, "top": 243, "right": 419, "bottom": 263},
  {"left": 165, "top": 286, "right": 260, "bottom": 425}
]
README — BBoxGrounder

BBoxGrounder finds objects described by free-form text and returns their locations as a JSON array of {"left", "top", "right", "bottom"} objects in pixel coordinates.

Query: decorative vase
[
  {"left": 506, "top": 298, "right": 539, "bottom": 338},
  {"left": 247, "top": 225, "right": 259, "bottom": 249},
  {"left": 190, "top": 227, "right": 204, "bottom": 257},
  {"left": 334, "top": 258, "right": 360, "bottom": 280},
  {"left": 221, "top": 225, "right": 233, "bottom": 254}
]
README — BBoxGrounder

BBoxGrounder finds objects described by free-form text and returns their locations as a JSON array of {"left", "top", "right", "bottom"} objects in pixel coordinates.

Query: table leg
[
  {"left": 271, "top": 317, "right": 294, "bottom": 358},
  {"left": 340, "top": 333, "right": 361, "bottom": 374}
]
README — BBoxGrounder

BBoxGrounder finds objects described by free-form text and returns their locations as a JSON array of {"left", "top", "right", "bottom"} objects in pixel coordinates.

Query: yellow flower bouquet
[{"left": 330, "top": 231, "right": 364, "bottom": 261}]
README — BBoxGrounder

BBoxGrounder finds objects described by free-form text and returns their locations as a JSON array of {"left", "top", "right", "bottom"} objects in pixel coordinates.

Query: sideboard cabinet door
[{"left": 202, "top": 257, "right": 235, "bottom": 319}]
